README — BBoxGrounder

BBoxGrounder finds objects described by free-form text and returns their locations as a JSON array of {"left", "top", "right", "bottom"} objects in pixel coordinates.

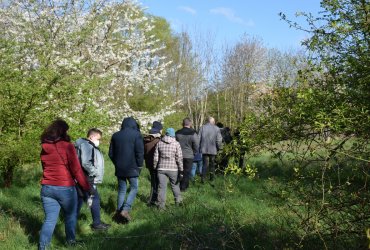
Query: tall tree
[
  {"left": 0, "top": 0, "right": 170, "bottom": 186},
  {"left": 229, "top": 1, "right": 370, "bottom": 247}
]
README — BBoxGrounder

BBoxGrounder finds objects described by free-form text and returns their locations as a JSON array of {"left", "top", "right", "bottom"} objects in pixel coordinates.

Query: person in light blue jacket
[{"left": 75, "top": 128, "right": 110, "bottom": 231}]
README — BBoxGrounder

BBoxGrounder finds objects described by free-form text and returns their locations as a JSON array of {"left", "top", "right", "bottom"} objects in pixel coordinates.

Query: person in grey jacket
[
  {"left": 176, "top": 118, "right": 199, "bottom": 191},
  {"left": 75, "top": 128, "right": 110, "bottom": 230},
  {"left": 154, "top": 128, "right": 183, "bottom": 209},
  {"left": 199, "top": 117, "right": 223, "bottom": 183}
]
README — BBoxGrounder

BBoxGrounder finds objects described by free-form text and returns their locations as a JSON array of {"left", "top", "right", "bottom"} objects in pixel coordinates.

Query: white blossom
[{"left": 0, "top": 0, "right": 173, "bottom": 129}]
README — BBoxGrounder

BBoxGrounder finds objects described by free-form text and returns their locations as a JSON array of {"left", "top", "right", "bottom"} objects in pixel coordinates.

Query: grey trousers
[{"left": 157, "top": 170, "right": 182, "bottom": 208}]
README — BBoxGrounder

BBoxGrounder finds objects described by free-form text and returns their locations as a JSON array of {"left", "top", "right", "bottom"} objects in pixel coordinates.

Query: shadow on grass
[
  {"left": 0, "top": 194, "right": 43, "bottom": 245},
  {"left": 0, "top": 185, "right": 76, "bottom": 246},
  {"left": 79, "top": 206, "right": 303, "bottom": 250},
  {"left": 246, "top": 156, "right": 295, "bottom": 180}
]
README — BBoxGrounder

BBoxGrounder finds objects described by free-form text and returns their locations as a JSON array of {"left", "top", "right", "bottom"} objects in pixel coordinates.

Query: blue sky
[{"left": 140, "top": 0, "right": 323, "bottom": 51}]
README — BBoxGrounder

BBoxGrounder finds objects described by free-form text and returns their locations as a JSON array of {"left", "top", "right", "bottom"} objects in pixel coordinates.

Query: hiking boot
[
  {"left": 113, "top": 211, "right": 125, "bottom": 224},
  {"left": 120, "top": 210, "right": 132, "bottom": 222},
  {"left": 91, "top": 222, "right": 111, "bottom": 231},
  {"left": 157, "top": 205, "right": 166, "bottom": 211},
  {"left": 101, "top": 222, "right": 111, "bottom": 228},
  {"left": 66, "top": 240, "right": 85, "bottom": 247}
]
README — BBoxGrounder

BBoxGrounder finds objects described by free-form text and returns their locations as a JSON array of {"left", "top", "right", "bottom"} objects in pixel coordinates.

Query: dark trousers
[
  {"left": 77, "top": 185, "right": 101, "bottom": 226},
  {"left": 148, "top": 168, "right": 158, "bottom": 204},
  {"left": 202, "top": 154, "right": 216, "bottom": 181},
  {"left": 180, "top": 158, "right": 193, "bottom": 191}
]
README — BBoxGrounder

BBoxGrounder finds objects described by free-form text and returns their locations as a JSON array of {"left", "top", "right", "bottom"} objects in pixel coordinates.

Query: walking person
[
  {"left": 143, "top": 121, "right": 163, "bottom": 206},
  {"left": 175, "top": 118, "right": 199, "bottom": 191},
  {"left": 216, "top": 123, "right": 233, "bottom": 172},
  {"left": 39, "top": 119, "right": 93, "bottom": 250},
  {"left": 154, "top": 128, "right": 183, "bottom": 209},
  {"left": 199, "top": 117, "right": 223, "bottom": 183},
  {"left": 109, "top": 117, "right": 144, "bottom": 222},
  {"left": 75, "top": 128, "right": 110, "bottom": 231}
]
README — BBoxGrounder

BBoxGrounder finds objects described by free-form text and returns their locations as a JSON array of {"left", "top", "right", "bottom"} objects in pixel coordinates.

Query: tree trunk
[{"left": 3, "top": 163, "right": 14, "bottom": 188}]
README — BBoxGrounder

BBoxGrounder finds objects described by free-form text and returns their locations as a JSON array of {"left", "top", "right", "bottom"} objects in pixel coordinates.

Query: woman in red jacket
[{"left": 39, "top": 119, "right": 92, "bottom": 250}]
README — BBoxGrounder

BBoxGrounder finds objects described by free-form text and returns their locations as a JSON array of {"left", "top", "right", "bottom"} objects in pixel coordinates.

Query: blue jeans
[
  {"left": 191, "top": 161, "right": 203, "bottom": 178},
  {"left": 117, "top": 177, "right": 138, "bottom": 212},
  {"left": 77, "top": 185, "right": 101, "bottom": 226},
  {"left": 39, "top": 185, "right": 77, "bottom": 249}
]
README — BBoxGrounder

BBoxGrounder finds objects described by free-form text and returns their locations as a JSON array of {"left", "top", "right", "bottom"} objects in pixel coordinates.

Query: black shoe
[
  {"left": 91, "top": 223, "right": 110, "bottom": 231},
  {"left": 112, "top": 211, "right": 124, "bottom": 224},
  {"left": 101, "top": 222, "right": 111, "bottom": 228}
]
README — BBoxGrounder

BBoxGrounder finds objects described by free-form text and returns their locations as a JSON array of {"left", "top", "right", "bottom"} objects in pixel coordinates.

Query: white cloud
[
  {"left": 210, "top": 7, "right": 254, "bottom": 27},
  {"left": 178, "top": 6, "right": 197, "bottom": 15}
]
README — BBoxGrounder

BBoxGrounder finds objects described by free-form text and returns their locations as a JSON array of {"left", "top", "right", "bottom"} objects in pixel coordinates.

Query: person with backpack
[
  {"left": 39, "top": 119, "right": 93, "bottom": 250},
  {"left": 143, "top": 121, "right": 163, "bottom": 206},
  {"left": 75, "top": 128, "right": 110, "bottom": 231},
  {"left": 154, "top": 128, "right": 183, "bottom": 209},
  {"left": 109, "top": 117, "right": 144, "bottom": 222}
]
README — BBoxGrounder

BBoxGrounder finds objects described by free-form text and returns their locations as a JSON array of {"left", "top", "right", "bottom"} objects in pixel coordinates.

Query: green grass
[{"left": 0, "top": 151, "right": 367, "bottom": 249}]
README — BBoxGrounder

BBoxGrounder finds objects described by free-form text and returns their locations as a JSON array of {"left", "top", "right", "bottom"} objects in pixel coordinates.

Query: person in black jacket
[
  {"left": 216, "top": 122, "right": 233, "bottom": 172},
  {"left": 175, "top": 118, "right": 199, "bottom": 191},
  {"left": 109, "top": 117, "right": 144, "bottom": 222}
]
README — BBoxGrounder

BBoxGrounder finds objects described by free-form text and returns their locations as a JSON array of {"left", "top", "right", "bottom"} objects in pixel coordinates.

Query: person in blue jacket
[{"left": 109, "top": 117, "right": 144, "bottom": 222}]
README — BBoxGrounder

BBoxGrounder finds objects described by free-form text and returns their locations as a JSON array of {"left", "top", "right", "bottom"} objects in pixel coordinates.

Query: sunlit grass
[{"left": 0, "top": 152, "right": 365, "bottom": 249}]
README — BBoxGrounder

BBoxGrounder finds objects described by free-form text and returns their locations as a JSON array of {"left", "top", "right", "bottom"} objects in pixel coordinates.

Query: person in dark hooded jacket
[{"left": 109, "top": 117, "right": 144, "bottom": 222}]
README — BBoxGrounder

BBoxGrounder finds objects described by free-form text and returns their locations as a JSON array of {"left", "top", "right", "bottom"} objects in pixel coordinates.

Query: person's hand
[
  {"left": 87, "top": 195, "right": 94, "bottom": 208},
  {"left": 88, "top": 186, "right": 96, "bottom": 196},
  {"left": 88, "top": 176, "right": 95, "bottom": 185},
  {"left": 177, "top": 171, "right": 184, "bottom": 183}
]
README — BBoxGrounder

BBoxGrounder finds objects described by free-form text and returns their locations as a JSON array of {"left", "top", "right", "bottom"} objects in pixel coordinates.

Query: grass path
[{"left": 0, "top": 155, "right": 299, "bottom": 249}]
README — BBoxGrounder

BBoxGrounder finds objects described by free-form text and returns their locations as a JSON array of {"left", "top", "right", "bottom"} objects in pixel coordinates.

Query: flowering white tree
[
  {"left": 0, "top": 0, "right": 173, "bottom": 186},
  {"left": 0, "top": 0, "right": 172, "bottom": 128}
]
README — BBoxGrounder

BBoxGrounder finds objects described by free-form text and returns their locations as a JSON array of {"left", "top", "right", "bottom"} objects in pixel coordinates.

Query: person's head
[
  {"left": 149, "top": 121, "right": 163, "bottom": 134},
  {"left": 41, "top": 119, "right": 70, "bottom": 142},
  {"left": 207, "top": 117, "right": 215, "bottom": 125},
  {"left": 216, "top": 122, "right": 224, "bottom": 128},
  {"left": 87, "top": 128, "right": 102, "bottom": 147},
  {"left": 182, "top": 118, "right": 192, "bottom": 128},
  {"left": 166, "top": 128, "right": 175, "bottom": 137}
]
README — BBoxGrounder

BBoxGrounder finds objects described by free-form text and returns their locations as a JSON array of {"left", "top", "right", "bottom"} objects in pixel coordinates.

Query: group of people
[{"left": 38, "top": 116, "right": 225, "bottom": 249}]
